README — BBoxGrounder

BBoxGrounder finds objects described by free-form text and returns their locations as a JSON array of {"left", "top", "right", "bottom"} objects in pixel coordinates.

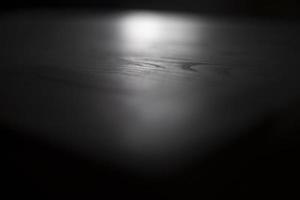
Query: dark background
[{"left": 2, "top": 0, "right": 299, "bottom": 18}]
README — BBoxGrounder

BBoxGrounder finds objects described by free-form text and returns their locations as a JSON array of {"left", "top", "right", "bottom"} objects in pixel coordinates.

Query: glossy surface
[{"left": 1, "top": 11, "right": 300, "bottom": 197}]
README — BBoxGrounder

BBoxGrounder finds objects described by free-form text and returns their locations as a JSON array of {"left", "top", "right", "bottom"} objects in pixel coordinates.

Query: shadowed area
[{"left": 1, "top": 10, "right": 300, "bottom": 198}]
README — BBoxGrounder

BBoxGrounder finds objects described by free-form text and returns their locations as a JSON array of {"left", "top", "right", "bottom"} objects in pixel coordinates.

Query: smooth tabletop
[{"left": 1, "top": 10, "right": 300, "bottom": 197}]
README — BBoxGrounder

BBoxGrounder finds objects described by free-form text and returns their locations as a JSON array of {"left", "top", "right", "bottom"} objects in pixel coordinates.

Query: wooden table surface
[{"left": 1, "top": 10, "right": 300, "bottom": 197}]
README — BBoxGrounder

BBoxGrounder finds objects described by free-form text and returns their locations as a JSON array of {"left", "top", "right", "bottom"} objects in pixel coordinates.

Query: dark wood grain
[{"left": 1, "top": 11, "right": 300, "bottom": 197}]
